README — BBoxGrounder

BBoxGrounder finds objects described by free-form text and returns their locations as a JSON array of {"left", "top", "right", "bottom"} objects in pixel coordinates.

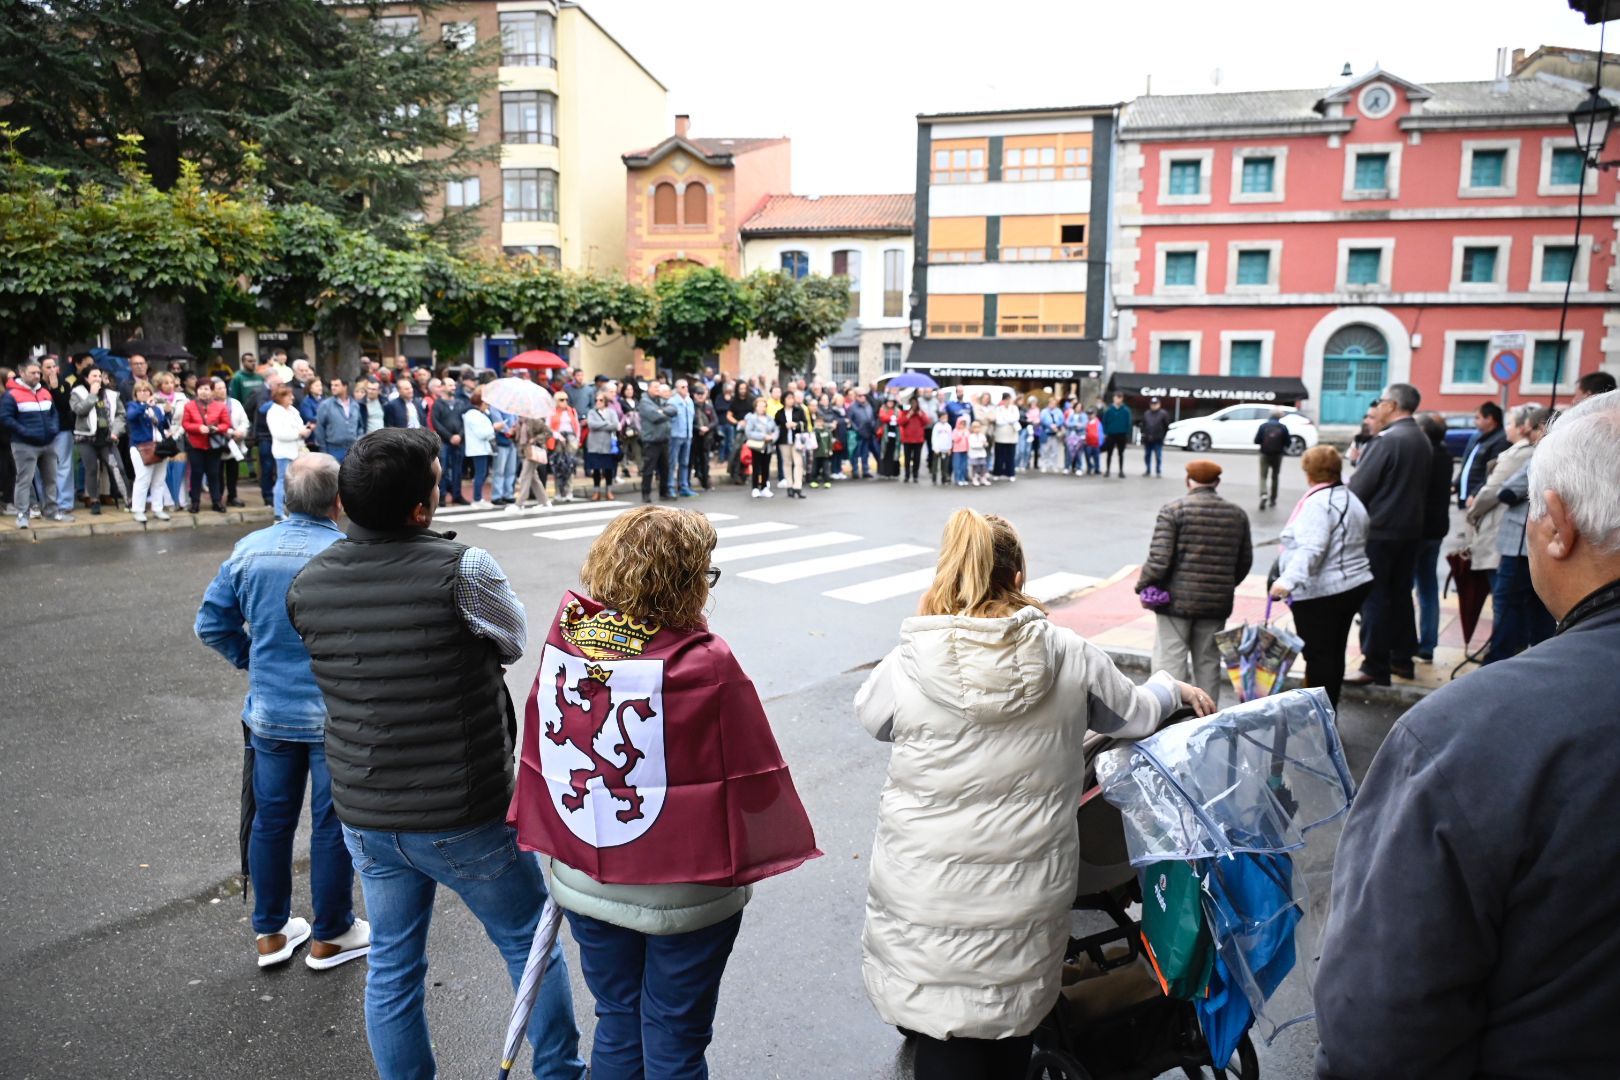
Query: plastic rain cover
[{"left": 1095, "top": 688, "right": 1355, "bottom": 1048}]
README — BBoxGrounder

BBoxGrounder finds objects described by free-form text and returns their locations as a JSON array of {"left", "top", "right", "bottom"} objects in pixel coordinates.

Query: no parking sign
[{"left": 1489, "top": 332, "right": 1527, "bottom": 405}]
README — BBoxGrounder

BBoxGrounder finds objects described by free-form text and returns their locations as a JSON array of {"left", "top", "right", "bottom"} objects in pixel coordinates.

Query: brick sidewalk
[{"left": 1048, "top": 564, "right": 1492, "bottom": 704}]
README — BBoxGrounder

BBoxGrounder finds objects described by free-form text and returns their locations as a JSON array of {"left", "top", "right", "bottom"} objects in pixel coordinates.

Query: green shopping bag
[{"left": 1138, "top": 860, "right": 1214, "bottom": 999}]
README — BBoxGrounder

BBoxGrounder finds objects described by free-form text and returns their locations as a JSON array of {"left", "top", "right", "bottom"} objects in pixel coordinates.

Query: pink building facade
[{"left": 1112, "top": 69, "right": 1619, "bottom": 425}]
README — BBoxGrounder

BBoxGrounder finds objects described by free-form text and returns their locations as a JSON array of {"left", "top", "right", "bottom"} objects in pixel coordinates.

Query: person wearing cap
[
  {"left": 1135, "top": 459, "right": 1253, "bottom": 701},
  {"left": 1140, "top": 397, "right": 1171, "bottom": 477}
]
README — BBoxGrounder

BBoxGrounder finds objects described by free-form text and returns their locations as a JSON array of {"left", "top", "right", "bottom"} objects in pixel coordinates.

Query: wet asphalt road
[{"left": 0, "top": 454, "right": 1404, "bottom": 1079}]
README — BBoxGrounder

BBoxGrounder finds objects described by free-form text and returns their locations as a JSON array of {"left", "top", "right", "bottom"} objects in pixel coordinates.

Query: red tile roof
[
  {"left": 741, "top": 194, "right": 915, "bottom": 236},
  {"left": 622, "top": 135, "right": 787, "bottom": 165}
]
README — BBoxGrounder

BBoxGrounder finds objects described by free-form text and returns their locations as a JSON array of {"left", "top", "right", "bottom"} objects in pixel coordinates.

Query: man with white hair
[{"left": 1315, "top": 390, "right": 1620, "bottom": 1079}]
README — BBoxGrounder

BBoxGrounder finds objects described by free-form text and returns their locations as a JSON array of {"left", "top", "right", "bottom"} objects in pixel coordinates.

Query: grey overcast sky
[{"left": 584, "top": 0, "right": 1608, "bottom": 194}]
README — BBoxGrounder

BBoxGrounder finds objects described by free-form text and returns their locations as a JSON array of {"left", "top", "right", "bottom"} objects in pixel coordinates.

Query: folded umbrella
[
  {"left": 239, "top": 724, "right": 255, "bottom": 904},
  {"left": 497, "top": 895, "right": 563, "bottom": 1080},
  {"left": 1444, "top": 551, "right": 1491, "bottom": 646}
]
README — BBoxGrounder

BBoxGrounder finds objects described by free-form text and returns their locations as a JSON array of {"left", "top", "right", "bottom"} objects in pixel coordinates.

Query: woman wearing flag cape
[{"left": 506, "top": 505, "right": 821, "bottom": 1079}]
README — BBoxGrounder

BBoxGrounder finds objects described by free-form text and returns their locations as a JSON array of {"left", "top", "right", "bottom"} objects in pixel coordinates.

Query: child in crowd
[
  {"left": 930, "top": 414, "right": 953, "bottom": 486},
  {"left": 967, "top": 420, "right": 990, "bottom": 486},
  {"left": 811, "top": 419, "right": 835, "bottom": 488},
  {"left": 951, "top": 415, "right": 971, "bottom": 487},
  {"left": 1084, "top": 410, "right": 1103, "bottom": 475}
]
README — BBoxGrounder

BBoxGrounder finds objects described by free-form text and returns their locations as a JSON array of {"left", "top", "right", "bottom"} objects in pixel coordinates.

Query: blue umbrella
[{"left": 884, "top": 372, "right": 938, "bottom": 389}]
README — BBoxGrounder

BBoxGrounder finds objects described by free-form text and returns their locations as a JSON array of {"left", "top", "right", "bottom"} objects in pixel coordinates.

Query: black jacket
[
  {"left": 429, "top": 396, "right": 467, "bottom": 440},
  {"left": 1422, "top": 439, "right": 1453, "bottom": 541},
  {"left": 1348, "top": 417, "right": 1432, "bottom": 542},
  {"left": 1140, "top": 407, "right": 1172, "bottom": 443},
  {"left": 1316, "top": 582, "right": 1620, "bottom": 1080},
  {"left": 1457, "top": 426, "right": 1508, "bottom": 508},
  {"left": 383, "top": 397, "right": 427, "bottom": 429},
  {"left": 286, "top": 526, "right": 515, "bottom": 831},
  {"left": 774, "top": 405, "right": 809, "bottom": 446},
  {"left": 1254, "top": 419, "right": 1290, "bottom": 457},
  {"left": 1136, "top": 487, "right": 1254, "bottom": 621}
]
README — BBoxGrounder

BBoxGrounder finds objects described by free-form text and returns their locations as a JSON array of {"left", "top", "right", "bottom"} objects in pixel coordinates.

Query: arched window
[
  {"left": 683, "top": 182, "right": 708, "bottom": 225},
  {"left": 780, "top": 250, "right": 809, "bottom": 279},
  {"left": 652, "top": 182, "right": 677, "bottom": 226}
]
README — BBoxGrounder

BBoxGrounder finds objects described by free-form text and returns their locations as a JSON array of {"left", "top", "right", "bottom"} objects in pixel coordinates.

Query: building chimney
[
  {"left": 675, "top": 114, "right": 690, "bottom": 139},
  {"left": 1511, "top": 47, "right": 1526, "bottom": 73}
]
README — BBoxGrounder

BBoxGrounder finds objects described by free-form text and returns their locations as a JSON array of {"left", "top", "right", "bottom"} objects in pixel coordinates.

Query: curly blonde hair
[{"left": 580, "top": 505, "right": 717, "bottom": 630}]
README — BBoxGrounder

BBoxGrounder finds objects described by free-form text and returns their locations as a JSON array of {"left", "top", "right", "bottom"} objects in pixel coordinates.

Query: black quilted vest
[{"left": 286, "top": 525, "right": 514, "bottom": 831}]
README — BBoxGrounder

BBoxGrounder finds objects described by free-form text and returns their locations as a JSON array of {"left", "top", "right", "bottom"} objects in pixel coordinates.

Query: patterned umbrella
[
  {"left": 482, "top": 377, "right": 554, "bottom": 419},
  {"left": 496, "top": 895, "right": 563, "bottom": 1080}
]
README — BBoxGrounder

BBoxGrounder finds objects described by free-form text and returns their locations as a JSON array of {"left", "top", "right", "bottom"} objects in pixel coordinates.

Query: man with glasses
[{"left": 1346, "top": 384, "right": 1432, "bottom": 687}]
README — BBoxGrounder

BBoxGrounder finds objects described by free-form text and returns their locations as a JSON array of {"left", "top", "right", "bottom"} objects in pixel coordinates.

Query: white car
[{"left": 1164, "top": 403, "right": 1318, "bottom": 456}]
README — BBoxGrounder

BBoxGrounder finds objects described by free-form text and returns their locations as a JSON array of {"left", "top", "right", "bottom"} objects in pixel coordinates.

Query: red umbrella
[
  {"left": 504, "top": 350, "right": 568, "bottom": 372},
  {"left": 1444, "top": 551, "right": 1492, "bottom": 647}
]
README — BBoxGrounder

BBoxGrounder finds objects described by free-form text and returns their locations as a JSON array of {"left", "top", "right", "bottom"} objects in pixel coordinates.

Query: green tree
[
  {"left": 747, "top": 271, "right": 851, "bottom": 385},
  {"left": 638, "top": 267, "right": 755, "bottom": 376}
]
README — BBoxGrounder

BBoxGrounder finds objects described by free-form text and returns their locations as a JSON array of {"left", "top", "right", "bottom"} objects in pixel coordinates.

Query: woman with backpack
[{"left": 856, "top": 510, "right": 1212, "bottom": 1080}]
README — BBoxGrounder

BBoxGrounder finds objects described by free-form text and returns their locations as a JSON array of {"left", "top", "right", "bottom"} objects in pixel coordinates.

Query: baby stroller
[{"left": 1025, "top": 722, "right": 1259, "bottom": 1080}]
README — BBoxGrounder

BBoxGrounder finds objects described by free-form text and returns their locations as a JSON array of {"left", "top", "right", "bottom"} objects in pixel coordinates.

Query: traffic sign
[
  {"left": 1491, "top": 350, "right": 1521, "bottom": 383},
  {"left": 1488, "top": 331, "right": 1528, "bottom": 387}
]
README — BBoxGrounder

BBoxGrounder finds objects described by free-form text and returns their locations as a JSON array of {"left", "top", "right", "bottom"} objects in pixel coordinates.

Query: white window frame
[
  {"left": 445, "top": 176, "right": 481, "bottom": 208},
  {"left": 1343, "top": 142, "right": 1402, "bottom": 201},
  {"left": 1229, "top": 147, "right": 1287, "bottom": 204},
  {"left": 1537, "top": 136, "right": 1599, "bottom": 197},
  {"left": 447, "top": 102, "right": 479, "bottom": 133},
  {"left": 1448, "top": 236, "right": 1512, "bottom": 292},
  {"left": 1155, "top": 241, "right": 1209, "bottom": 295},
  {"left": 1150, "top": 331, "right": 1202, "bottom": 375},
  {"left": 440, "top": 20, "right": 476, "bottom": 50},
  {"left": 1522, "top": 331, "right": 1583, "bottom": 394},
  {"left": 1219, "top": 330, "right": 1275, "bottom": 377},
  {"left": 1225, "top": 240, "right": 1282, "bottom": 296},
  {"left": 1528, "top": 234, "right": 1594, "bottom": 293},
  {"left": 1157, "top": 149, "right": 1213, "bottom": 206},
  {"left": 1441, "top": 331, "right": 1496, "bottom": 395},
  {"left": 1459, "top": 138, "right": 1521, "bottom": 199},
  {"left": 1336, "top": 237, "right": 1396, "bottom": 292}
]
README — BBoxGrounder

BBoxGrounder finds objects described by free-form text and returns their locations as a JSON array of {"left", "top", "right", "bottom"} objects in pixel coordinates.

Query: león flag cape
[{"left": 509, "top": 591, "right": 821, "bottom": 887}]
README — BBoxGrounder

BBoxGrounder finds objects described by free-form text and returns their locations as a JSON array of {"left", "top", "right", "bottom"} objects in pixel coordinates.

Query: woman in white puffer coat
[{"left": 855, "top": 509, "right": 1214, "bottom": 1080}]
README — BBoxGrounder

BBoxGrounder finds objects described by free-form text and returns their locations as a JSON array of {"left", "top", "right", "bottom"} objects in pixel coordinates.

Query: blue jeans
[
  {"left": 272, "top": 455, "right": 296, "bottom": 517},
  {"left": 952, "top": 450, "right": 968, "bottom": 484},
  {"left": 670, "top": 436, "right": 693, "bottom": 493},
  {"left": 328, "top": 446, "right": 349, "bottom": 464},
  {"left": 1485, "top": 554, "right": 1556, "bottom": 664},
  {"left": 257, "top": 437, "right": 276, "bottom": 501},
  {"left": 1413, "top": 537, "right": 1443, "bottom": 657},
  {"left": 249, "top": 734, "right": 353, "bottom": 939},
  {"left": 1143, "top": 440, "right": 1164, "bottom": 475},
  {"left": 566, "top": 910, "right": 743, "bottom": 1080},
  {"left": 1084, "top": 445, "right": 1101, "bottom": 473},
  {"left": 717, "top": 423, "right": 734, "bottom": 465},
  {"left": 493, "top": 443, "right": 517, "bottom": 500},
  {"left": 341, "top": 821, "right": 585, "bottom": 1080},
  {"left": 470, "top": 454, "right": 489, "bottom": 502},
  {"left": 439, "top": 442, "right": 465, "bottom": 502},
  {"left": 852, "top": 432, "right": 877, "bottom": 477},
  {"left": 50, "top": 430, "right": 74, "bottom": 511}
]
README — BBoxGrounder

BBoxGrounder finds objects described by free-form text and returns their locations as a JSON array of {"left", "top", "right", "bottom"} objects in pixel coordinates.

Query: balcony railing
[
  {"left": 999, "top": 244, "right": 1088, "bottom": 262},
  {"left": 502, "top": 52, "right": 557, "bottom": 68},
  {"left": 927, "top": 248, "right": 986, "bottom": 264},
  {"left": 928, "top": 322, "right": 983, "bottom": 336},
  {"left": 999, "top": 322, "right": 1084, "bottom": 336}
]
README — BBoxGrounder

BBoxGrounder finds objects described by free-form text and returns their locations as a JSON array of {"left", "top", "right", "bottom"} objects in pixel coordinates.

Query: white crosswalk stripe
[
  {"left": 740, "top": 544, "right": 933, "bottom": 585},
  {"left": 536, "top": 512, "right": 737, "bottom": 541},
  {"left": 1024, "top": 572, "right": 1101, "bottom": 602},
  {"left": 821, "top": 566, "right": 938, "bottom": 605},
  {"left": 712, "top": 522, "right": 798, "bottom": 540},
  {"left": 437, "top": 500, "right": 625, "bottom": 526},
  {"left": 478, "top": 506, "right": 632, "bottom": 532},
  {"left": 710, "top": 531, "right": 861, "bottom": 564}
]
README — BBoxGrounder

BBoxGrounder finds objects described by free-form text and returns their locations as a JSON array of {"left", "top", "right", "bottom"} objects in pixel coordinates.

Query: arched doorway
[{"left": 1320, "top": 324, "right": 1388, "bottom": 424}]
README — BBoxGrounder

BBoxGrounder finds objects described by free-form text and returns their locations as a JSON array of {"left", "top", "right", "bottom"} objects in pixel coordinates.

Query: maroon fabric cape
[{"left": 509, "top": 591, "right": 821, "bottom": 887}]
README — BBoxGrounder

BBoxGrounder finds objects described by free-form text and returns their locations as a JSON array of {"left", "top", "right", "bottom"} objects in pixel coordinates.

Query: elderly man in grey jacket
[
  {"left": 637, "top": 381, "right": 677, "bottom": 503},
  {"left": 1315, "top": 389, "right": 1620, "bottom": 1080}
]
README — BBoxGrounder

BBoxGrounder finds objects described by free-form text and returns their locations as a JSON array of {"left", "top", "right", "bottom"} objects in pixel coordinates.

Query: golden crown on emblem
[
  {"left": 560, "top": 601, "right": 660, "bottom": 661},
  {"left": 583, "top": 662, "right": 613, "bottom": 684}
]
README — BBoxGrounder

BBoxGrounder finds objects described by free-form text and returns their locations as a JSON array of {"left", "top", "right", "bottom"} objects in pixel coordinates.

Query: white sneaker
[
  {"left": 750, "top": 488, "right": 760, "bottom": 498},
  {"left": 472, "top": 500, "right": 495, "bottom": 510},
  {"left": 133, "top": 511, "right": 148, "bottom": 523},
  {"left": 504, "top": 503, "right": 520, "bottom": 513},
  {"left": 15, "top": 513, "right": 28, "bottom": 530},
  {"left": 154, "top": 509, "right": 171, "bottom": 521},
  {"left": 255, "top": 916, "right": 312, "bottom": 968},
  {"left": 761, "top": 486, "right": 774, "bottom": 498},
  {"left": 306, "top": 918, "right": 371, "bottom": 971}
]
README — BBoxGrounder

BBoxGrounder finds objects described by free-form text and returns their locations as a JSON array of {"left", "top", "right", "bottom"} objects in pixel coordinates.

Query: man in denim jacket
[{"left": 195, "top": 453, "right": 369, "bottom": 970}]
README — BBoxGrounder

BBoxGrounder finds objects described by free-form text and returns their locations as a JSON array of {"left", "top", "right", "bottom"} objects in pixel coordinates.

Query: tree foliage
[
  {"left": 636, "top": 267, "right": 755, "bottom": 374},
  {"left": 747, "top": 271, "right": 851, "bottom": 379}
]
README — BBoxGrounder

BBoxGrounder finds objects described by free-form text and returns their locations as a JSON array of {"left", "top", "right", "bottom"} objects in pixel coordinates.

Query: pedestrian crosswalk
[{"left": 432, "top": 501, "right": 1102, "bottom": 610}]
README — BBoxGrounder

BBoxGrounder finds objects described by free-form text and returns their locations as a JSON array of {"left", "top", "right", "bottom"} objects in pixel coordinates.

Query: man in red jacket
[{"left": 181, "top": 380, "right": 232, "bottom": 513}]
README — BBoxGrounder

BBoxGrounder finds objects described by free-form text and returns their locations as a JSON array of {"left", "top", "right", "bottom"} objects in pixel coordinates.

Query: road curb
[
  {"left": 3, "top": 506, "right": 274, "bottom": 543},
  {"left": 1098, "top": 643, "right": 1435, "bottom": 708}
]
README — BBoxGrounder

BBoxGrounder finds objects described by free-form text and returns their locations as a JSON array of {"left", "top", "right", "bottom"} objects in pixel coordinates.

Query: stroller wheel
[
  {"left": 1027, "top": 1047, "right": 1093, "bottom": 1080},
  {"left": 1206, "top": 1034, "right": 1260, "bottom": 1080}
]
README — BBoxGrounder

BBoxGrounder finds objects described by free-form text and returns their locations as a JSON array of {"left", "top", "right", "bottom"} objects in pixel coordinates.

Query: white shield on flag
[{"left": 535, "top": 643, "right": 667, "bottom": 848}]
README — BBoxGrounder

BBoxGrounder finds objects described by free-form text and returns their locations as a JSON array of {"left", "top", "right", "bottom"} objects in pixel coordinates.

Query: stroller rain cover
[{"left": 1094, "top": 688, "right": 1355, "bottom": 1051}]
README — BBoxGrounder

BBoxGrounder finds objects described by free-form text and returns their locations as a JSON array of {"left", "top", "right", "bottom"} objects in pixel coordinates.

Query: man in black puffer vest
[{"left": 286, "top": 428, "right": 584, "bottom": 1080}]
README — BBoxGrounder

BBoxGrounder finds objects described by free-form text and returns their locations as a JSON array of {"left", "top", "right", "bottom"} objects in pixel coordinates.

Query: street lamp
[{"left": 1570, "top": 88, "right": 1618, "bottom": 167}]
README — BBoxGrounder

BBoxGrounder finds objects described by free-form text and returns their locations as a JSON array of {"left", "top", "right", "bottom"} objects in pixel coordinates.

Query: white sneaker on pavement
[
  {"left": 255, "top": 916, "right": 312, "bottom": 968},
  {"left": 306, "top": 918, "right": 371, "bottom": 971},
  {"left": 761, "top": 486, "right": 774, "bottom": 498},
  {"left": 15, "top": 513, "right": 28, "bottom": 530},
  {"left": 133, "top": 511, "right": 148, "bottom": 523},
  {"left": 750, "top": 488, "right": 760, "bottom": 498},
  {"left": 154, "top": 510, "right": 171, "bottom": 521},
  {"left": 472, "top": 500, "right": 495, "bottom": 510}
]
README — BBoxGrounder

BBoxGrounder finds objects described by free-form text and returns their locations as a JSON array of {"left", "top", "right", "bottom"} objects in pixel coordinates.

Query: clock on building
[{"left": 1359, "top": 84, "right": 1394, "bottom": 118}]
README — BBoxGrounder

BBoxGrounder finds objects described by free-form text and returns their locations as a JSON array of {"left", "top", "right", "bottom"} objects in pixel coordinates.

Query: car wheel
[
  {"left": 1286, "top": 435, "right": 1308, "bottom": 457},
  {"left": 1187, "top": 432, "right": 1212, "bottom": 452}
]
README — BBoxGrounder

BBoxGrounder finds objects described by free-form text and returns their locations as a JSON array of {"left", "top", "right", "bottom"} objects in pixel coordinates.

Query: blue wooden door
[{"left": 1320, "top": 326, "right": 1388, "bottom": 425}]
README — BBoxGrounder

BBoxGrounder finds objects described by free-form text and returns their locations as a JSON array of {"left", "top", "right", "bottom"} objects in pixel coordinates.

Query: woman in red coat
[{"left": 898, "top": 399, "right": 929, "bottom": 483}]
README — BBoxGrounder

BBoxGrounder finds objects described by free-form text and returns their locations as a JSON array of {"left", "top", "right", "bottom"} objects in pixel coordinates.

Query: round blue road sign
[{"left": 1491, "top": 350, "right": 1521, "bottom": 383}]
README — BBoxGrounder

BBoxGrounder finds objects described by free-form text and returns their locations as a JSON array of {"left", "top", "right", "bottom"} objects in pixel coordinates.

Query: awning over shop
[
  {"left": 904, "top": 338, "right": 1102, "bottom": 382},
  {"left": 1106, "top": 372, "right": 1310, "bottom": 404}
]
